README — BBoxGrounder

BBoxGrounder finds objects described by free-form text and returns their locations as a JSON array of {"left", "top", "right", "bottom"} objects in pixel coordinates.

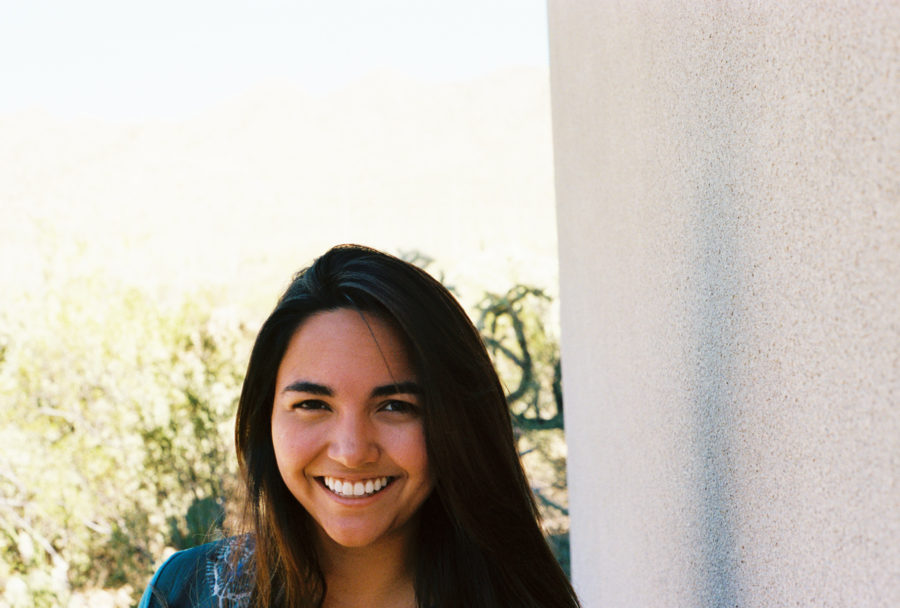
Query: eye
[
  {"left": 380, "top": 400, "right": 419, "bottom": 415},
  {"left": 292, "top": 399, "right": 330, "bottom": 411}
]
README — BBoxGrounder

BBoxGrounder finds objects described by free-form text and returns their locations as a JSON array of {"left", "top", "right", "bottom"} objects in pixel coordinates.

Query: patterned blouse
[{"left": 139, "top": 537, "right": 254, "bottom": 608}]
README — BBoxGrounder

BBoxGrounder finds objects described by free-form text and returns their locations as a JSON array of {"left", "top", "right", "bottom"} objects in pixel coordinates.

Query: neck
[{"left": 317, "top": 528, "right": 418, "bottom": 608}]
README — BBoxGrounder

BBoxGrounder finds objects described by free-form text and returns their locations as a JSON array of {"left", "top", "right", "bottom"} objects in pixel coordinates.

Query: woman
[{"left": 140, "top": 245, "right": 580, "bottom": 608}]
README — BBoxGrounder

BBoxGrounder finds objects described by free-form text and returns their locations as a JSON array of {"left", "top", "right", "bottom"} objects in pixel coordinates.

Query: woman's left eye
[{"left": 380, "top": 400, "right": 417, "bottom": 414}]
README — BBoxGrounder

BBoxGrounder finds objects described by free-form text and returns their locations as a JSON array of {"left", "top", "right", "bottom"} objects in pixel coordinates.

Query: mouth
[{"left": 318, "top": 476, "right": 396, "bottom": 498}]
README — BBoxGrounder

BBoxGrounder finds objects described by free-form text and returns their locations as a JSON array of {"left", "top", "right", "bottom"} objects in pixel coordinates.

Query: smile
[{"left": 320, "top": 476, "right": 396, "bottom": 498}]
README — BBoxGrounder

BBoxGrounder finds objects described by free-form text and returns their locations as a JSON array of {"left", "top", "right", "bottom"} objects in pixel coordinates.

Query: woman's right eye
[{"left": 292, "top": 400, "right": 329, "bottom": 411}]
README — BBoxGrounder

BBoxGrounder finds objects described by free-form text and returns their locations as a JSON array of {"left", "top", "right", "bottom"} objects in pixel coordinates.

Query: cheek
[
  {"left": 270, "top": 415, "right": 288, "bottom": 462},
  {"left": 270, "top": 415, "right": 312, "bottom": 472},
  {"left": 392, "top": 424, "right": 431, "bottom": 478}
]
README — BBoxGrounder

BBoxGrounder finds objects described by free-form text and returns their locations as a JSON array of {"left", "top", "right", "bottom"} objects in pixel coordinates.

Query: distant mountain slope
[{"left": 1, "top": 67, "right": 557, "bottom": 306}]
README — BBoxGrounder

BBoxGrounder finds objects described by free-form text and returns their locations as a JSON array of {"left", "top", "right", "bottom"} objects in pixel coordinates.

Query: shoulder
[{"left": 138, "top": 536, "right": 255, "bottom": 608}]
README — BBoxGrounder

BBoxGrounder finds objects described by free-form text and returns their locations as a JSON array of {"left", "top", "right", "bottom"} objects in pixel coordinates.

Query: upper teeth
[{"left": 323, "top": 476, "right": 391, "bottom": 497}]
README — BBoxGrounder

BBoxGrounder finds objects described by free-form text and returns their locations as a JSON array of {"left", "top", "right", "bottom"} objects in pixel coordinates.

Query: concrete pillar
[{"left": 548, "top": 2, "right": 899, "bottom": 606}]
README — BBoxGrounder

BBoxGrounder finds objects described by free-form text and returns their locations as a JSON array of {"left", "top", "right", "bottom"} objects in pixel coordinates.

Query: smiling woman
[
  {"left": 138, "top": 245, "right": 580, "bottom": 608},
  {"left": 271, "top": 309, "right": 434, "bottom": 556}
]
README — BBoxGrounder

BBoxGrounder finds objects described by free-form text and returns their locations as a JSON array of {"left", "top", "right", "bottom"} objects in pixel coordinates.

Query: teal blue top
[{"left": 138, "top": 537, "right": 253, "bottom": 608}]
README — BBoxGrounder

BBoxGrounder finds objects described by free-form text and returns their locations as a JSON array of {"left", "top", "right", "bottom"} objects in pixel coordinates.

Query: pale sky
[{"left": 2, "top": 0, "right": 549, "bottom": 120}]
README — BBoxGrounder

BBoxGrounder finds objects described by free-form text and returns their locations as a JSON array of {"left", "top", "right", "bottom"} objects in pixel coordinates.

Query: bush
[
  {"left": 476, "top": 285, "right": 570, "bottom": 576},
  {"left": 0, "top": 278, "right": 250, "bottom": 606},
  {"left": 0, "top": 272, "right": 570, "bottom": 606}
]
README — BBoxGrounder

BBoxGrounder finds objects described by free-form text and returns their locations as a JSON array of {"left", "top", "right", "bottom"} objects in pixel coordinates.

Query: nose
[{"left": 327, "top": 411, "right": 379, "bottom": 468}]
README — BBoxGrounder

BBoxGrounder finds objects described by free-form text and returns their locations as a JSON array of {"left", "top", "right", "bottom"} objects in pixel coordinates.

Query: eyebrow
[
  {"left": 281, "top": 380, "right": 423, "bottom": 398},
  {"left": 370, "top": 381, "right": 423, "bottom": 398},
  {"left": 282, "top": 381, "right": 332, "bottom": 396}
]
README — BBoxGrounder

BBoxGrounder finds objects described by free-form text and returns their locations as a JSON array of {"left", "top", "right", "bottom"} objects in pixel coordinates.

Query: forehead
[{"left": 276, "top": 308, "right": 416, "bottom": 385}]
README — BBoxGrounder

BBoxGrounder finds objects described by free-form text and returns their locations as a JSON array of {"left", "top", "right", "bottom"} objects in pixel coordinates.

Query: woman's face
[{"left": 271, "top": 308, "right": 434, "bottom": 550}]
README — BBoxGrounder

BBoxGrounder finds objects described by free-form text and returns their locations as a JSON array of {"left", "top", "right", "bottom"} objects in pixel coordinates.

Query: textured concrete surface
[{"left": 548, "top": 2, "right": 899, "bottom": 606}]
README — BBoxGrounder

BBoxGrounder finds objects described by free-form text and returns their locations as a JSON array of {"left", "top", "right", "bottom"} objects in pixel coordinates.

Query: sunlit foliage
[
  {"left": 476, "top": 286, "right": 570, "bottom": 575},
  {"left": 0, "top": 279, "right": 250, "bottom": 607},
  {"left": 0, "top": 272, "right": 567, "bottom": 606}
]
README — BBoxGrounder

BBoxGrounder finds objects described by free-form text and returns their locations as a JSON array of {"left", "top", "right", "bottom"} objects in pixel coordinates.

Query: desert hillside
[{"left": 1, "top": 67, "right": 557, "bottom": 311}]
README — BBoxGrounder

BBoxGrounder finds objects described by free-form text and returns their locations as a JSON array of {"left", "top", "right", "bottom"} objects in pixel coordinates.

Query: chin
[{"left": 321, "top": 526, "right": 387, "bottom": 549}]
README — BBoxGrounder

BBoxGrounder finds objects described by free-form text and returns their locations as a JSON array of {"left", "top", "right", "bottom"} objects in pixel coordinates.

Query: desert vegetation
[{"left": 0, "top": 259, "right": 568, "bottom": 607}]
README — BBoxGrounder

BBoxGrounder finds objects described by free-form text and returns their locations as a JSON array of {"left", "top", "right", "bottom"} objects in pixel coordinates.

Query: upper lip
[{"left": 315, "top": 474, "right": 396, "bottom": 481}]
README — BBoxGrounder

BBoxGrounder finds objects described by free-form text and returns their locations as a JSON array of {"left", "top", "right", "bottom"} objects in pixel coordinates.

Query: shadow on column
[{"left": 687, "top": 160, "right": 746, "bottom": 607}]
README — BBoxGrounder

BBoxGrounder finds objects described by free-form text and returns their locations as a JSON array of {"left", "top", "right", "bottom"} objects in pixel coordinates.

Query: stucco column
[{"left": 548, "top": 2, "right": 899, "bottom": 606}]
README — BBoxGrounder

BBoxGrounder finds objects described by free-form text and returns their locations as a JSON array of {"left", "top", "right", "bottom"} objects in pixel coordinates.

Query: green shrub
[{"left": 0, "top": 272, "right": 570, "bottom": 606}]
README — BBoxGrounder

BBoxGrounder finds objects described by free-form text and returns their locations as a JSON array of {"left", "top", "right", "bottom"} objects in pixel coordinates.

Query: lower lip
[{"left": 316, "top": 478, "right": 396, "bottom": 506}]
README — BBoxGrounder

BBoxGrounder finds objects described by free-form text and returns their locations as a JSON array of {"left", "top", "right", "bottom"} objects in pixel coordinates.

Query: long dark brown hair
[{"left": 235, "top": 245, "right": 580, "bottom": 608}]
